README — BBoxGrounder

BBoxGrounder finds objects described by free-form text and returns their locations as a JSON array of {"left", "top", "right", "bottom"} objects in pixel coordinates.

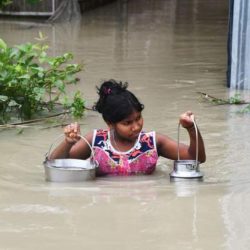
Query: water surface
[{"left": 1, "top": 0, "right": 250, "bottom": 249}]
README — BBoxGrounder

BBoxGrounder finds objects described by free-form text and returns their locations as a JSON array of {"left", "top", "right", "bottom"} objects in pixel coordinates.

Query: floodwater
[{"left": 1, "top": 0, "right": 250, "bottom": 249}]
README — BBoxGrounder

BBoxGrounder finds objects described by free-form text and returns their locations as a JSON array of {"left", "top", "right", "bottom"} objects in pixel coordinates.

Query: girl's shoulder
[{"left": 155, "top": 132, "right": 176, "bottom": 149}]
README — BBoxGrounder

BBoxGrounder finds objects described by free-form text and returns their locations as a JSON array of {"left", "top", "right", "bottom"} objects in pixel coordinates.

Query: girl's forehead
[{"left": 123, "top": 110, "right": 142, "bottom": 120}]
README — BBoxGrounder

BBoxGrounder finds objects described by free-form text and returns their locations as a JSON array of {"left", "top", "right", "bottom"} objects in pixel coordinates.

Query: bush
[{"left": 0, "top": 35, "right": 85, "bottom": 124}]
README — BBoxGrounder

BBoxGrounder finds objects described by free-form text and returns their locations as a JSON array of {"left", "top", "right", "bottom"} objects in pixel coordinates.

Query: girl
[{"left": 49, "top": 79, "right": 206, "bottom": 176}]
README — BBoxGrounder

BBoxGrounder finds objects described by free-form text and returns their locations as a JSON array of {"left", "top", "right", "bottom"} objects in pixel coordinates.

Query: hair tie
[{"left": 104, "top": 87, "right": 111, "bottom": 95}]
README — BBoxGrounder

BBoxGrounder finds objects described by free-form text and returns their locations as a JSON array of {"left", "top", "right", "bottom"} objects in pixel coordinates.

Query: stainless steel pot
[
  {"left": 170, "top": 119, "right": 203, "bottom": 179},
  {"left": 43, "top": 135, "right": 98, "bottom": 182}
]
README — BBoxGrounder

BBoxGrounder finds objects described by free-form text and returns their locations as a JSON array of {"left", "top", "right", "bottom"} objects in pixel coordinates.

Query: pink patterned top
[{"left": 92, "top": 129, "right": 158, "bottom": 176}]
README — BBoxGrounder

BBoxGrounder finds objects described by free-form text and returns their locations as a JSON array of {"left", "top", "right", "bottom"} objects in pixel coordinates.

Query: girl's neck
[{"left": 111, "top": 130, "right": 139, "bottom": 152}]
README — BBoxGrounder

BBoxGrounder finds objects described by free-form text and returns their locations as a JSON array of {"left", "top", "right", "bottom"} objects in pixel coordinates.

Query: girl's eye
[
  {"left": 123, "top": 121, "right": 131, "bottom": 125},
  {"left": 136, "top": 116, "right": 141, "bottom": 121}
]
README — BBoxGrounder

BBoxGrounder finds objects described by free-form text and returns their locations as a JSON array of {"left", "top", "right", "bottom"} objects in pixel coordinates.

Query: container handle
[
  {"left": 45, "top": 134, "right": 94, "bottom": 159},
  {"left": 177, "top": 118, "right": 198, "bottom": 165}
]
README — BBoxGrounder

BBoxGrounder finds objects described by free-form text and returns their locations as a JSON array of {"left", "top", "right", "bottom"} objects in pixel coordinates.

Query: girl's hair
[{"left": 94, "top": 79, "right": 144, "bottom": 123}]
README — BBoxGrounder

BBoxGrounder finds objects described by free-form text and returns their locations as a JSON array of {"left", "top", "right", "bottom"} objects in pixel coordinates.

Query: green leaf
[
  {"left": 15, "top": 64, "right": 23, "bottom": 72},
  {"left": 8, "top": 100, "right": 20, "bottom": 107},
  {"left": 17, "top": 74, "right": 30, "bottom": 80},
  {"left": 0, "top": 39, "right": 7, "bottom": 50},
  {"left": 33, "top": 87, "right": 45, "bottom": 101},
  {"left": 70, "top": 91, "right": 85, "bottom": 118},
  {"left": 0, "top": 95, "right": 8, "bottom": 102}
]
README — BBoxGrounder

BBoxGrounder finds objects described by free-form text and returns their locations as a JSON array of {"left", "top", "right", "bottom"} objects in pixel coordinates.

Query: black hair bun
[{"left": 98, "top": 79, "right": 128, "bottom": 96}]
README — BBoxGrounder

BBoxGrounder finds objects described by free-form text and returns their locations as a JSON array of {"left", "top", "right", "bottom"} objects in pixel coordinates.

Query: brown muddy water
[{"left": 1, "top": 0, "right": 250, "bottom": 249}]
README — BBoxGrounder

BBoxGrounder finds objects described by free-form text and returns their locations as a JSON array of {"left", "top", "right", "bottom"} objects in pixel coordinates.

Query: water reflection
[{"left": 221, "top": 182, "right": 250, "bottom": 250}]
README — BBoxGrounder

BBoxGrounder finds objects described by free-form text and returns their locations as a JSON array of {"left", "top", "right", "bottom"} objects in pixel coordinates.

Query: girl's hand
[
  {"left": 64, "top": 122, "right": 81, "bottom": 144},
  {"left": 179, "top": 111, "right": 195, "bottom": 129}
]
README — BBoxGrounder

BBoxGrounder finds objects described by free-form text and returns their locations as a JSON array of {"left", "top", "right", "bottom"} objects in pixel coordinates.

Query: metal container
[
  {"left": 43, "top": 135, "right": 98, "bottom": 182},
  {"left": 170, "top": 119, "right": 203, "bottom": 179}
]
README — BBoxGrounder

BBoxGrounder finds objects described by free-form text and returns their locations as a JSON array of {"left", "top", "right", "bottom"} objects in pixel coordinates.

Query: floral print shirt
[{"left": 92, "top": 129, "right": 158, "bottom": 175}]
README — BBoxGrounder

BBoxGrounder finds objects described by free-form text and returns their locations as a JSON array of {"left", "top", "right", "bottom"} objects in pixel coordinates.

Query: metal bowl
[
  {"left": 43, "top": 135, "right": 98, "bottom": 182},
  {"left": 44, "top": 158, "right": 97, "bottom": 182},
  {"left": 170, "top": 160, "right": 203, "bottom": 179}
]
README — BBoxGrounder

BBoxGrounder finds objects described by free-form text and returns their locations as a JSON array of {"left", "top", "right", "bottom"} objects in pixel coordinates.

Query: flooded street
[{"left": 1, "top": 0, "right": 250, "bottom": 249}]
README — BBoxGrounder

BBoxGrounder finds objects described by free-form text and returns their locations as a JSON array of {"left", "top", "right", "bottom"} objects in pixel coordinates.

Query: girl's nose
[{"left": 132, "top": 122, "right": 140, "bottom": 132}]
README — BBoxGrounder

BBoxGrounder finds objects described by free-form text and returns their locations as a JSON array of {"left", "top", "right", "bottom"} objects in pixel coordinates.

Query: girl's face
[{"left": 110, "top": 111, "right": 143, "bottom": 142}]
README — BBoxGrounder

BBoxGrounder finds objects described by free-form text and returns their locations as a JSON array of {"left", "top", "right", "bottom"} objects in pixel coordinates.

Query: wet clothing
[{"left": 92, "top": 129, "right": 158, "bottom": 175}]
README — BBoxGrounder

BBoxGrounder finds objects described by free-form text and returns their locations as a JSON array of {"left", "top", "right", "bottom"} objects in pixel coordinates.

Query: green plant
[
  {"left": 0, "top": 0, "right": 12, "bottom": 9},
  {"left": 62, "top": 90, "right": 85, "bottom": 119},
  {"left": 228, "top": 93, "right": 243, "bottom": 104},
  {"left": 0, "top": 35, "right": 85, "bottom": 124},
  {"left": 198, "top": 92, "right": 248, "bottom": 105},
  {"left": 0, "top": 0, "right": 40, "bottom": 9},
  {"left": 239, "top": 104, "right": 250, "bottom": 113},
  {"left": 198, "top": 92, "right": 250, "bottom": 114}
]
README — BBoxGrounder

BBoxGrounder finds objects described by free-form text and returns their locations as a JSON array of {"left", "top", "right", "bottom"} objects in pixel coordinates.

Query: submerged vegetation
[
  {"left": 198, "top": 92, "right": 250, "bottom": 113},
  {"left": 0, "top": 34, "right": 86, "bottom": 125}
]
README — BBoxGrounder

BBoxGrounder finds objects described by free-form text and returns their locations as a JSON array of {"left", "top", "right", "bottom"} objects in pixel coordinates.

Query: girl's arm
[
  {"left": 48, "top": 122, "right": 93, "bottom": 160},
  {"left": 156, "top": 111, "right": 206, "bottom": 163}
]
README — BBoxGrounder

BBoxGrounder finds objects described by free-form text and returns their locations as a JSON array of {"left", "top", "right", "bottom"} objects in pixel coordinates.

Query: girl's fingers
[
  {"left": 74, "top": 122, "right": 78, "bottom": 133},
  {"left": 64, "top": 123, "right": 81, "bottom": 141},
  {"left": 180, "top": 111, "right": 195, "bottom": 128}
]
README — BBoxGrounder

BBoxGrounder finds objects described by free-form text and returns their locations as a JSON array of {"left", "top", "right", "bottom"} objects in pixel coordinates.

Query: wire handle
[
  {"left": 177, "top": 118, "right": 199, "bottom": 165},
  {"left": 45, "top": 134, "right": 94, "bottom": 159}
]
